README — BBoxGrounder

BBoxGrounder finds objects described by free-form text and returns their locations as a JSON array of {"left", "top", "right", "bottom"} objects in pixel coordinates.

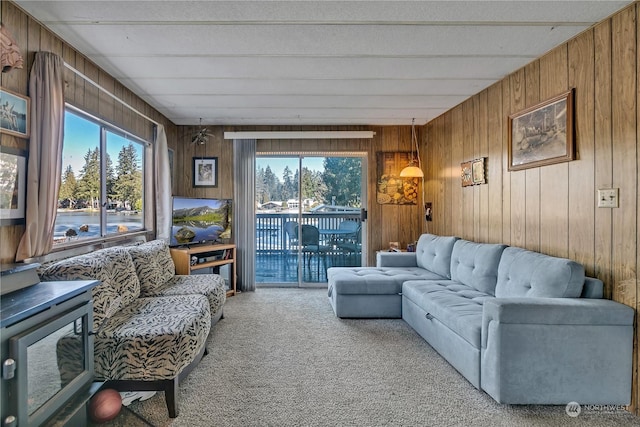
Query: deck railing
[
  {"left": 255, "top": 211, "right": 362, "bottom": 283},
  {"left": 256, "top": 212, "right": 361, "bottom": 254}
]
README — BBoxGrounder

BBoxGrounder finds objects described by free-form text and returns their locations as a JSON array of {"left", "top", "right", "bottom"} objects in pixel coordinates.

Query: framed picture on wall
[
  {"left": 376, "top": 152, "right": 419, "bottom": 205},
  {"left": 0, "top": 87, "right": 30, "bottom": 138},
  {"left": 0, "top": 146, "right": 27, "bottom": 225},
  {"left": 193, "top": 157, "right": 218, "bottom": 188},
  {"left": 461, "top": 161, "right": 473, "bottom": 187},
  {"left": 472, "top": 157, "right": 486, "bottom": 184},
  {"left": 508, "top": 89, "right": 574, "bottom": 171}
]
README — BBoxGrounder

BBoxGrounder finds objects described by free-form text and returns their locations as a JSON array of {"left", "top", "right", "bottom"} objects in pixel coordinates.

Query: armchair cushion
[
  {"left": 126, "top": 239, "right": 176, "bottom": 294},
  {"left": 39, "top": 247, "right": 140, "bottom": 331}
]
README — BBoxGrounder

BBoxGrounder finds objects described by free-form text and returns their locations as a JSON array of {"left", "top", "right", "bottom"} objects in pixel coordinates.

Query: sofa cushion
[
  {"left": 402, "top": 280, "right": 493, "bottom": 348},
  {"left": 450, "top": 240, "right": 507, "bottom": 295},
  {"left": 93, "top": 295, "right": 211, "bottom": 381},
  {"left": 327, "top": 266, "right": 446, "bottom": 295},
  {"left": 495, "top": 247, "right": 585, "bottom": 298},
  {"left": 145, "top": 274, "right": 227, "bottom": 315},
  {"left": 415, "top": 234, "right": 459, "bottom": 279},
  {"left": 125, "top": 239, "right": 176, "bottom": 294},
  {"left": 39, "top": 247, "right": 140, "bottom": 331}
]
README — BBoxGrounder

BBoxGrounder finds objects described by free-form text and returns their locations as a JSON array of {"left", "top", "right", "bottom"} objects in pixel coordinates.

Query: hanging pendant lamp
[{"left": 400, "top": 118, "right": 424, "bottom": 178}]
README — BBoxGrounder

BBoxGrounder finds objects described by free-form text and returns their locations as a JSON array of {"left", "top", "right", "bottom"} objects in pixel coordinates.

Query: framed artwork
[
  {"left": 461, "top": 161, "right": 473, "bottom": 187},
  {"left": 472, "top": 157, "right": 486, "bottom": 184},
  {"left": 0, "top": 146, "right": 27, "bottom": 225},
  {"left": 461, "top": 158, "right": 486, "bottom": 186},
  {"left": 508, "top": 89, "right": 574, "bottom": 171},
  {"left": 376, "top": 152, "right": 419, "bottom": 205},
  {"left": 193, "top": 157, "right": 218, "bottom": 188},
  {"left": 0, "top": 87, "right": 30, "bottom": 138}
]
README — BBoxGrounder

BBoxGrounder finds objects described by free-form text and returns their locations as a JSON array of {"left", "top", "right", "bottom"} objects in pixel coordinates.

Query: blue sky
[
  {"left": 256, "top": 157, "right": 325, "bottom": 182},
  {"left": 63, "top": 111, "right": 141, "bottom": 175}
]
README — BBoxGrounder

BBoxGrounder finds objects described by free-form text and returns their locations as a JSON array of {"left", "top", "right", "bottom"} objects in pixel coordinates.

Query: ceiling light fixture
[
  {"left": 192, "top": 118, "right": 210, "bottom": 145},
  {"left": 400, "top": 118, "right": 424, "bottom": 178}
]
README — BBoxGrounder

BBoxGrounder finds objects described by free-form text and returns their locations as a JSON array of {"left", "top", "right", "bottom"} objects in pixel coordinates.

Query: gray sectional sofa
[{"left": 327, "top": 234, "right": 634, "bottom": 406}]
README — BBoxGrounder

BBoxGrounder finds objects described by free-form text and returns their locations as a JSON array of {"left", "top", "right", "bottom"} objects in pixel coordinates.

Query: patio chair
[
  {"left": 336, "top": 222, "right": 362, "bottom": 266},
  {"left": 299, "top": 225, "right": 329, "bottom": 278},
  {"left": 283, "top": 221, "right": 300, "bottom": 265},
  {"left": 335, "top": 221, "right": 360, "bottom": 244}
]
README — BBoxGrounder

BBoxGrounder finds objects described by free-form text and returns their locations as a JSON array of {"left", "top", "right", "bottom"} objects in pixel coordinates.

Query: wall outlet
[{"left": 597, "top": 188, "right": 619, "bottom": 208}]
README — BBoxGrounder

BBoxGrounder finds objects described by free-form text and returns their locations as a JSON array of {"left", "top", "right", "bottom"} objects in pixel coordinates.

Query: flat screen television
[{"left": 170, "top": 197, "right": 232, "bottom": 247}]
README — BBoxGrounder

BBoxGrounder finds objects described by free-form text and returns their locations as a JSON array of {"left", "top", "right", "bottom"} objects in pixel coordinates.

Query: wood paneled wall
[
  {"left": 423, "top": 3, "right": 639, "bottom": 414},
  {"left": 218, "top": 125, "right": 424, "bottom": 267},
  {"left": 0, "top": 1, "right": 177, "bottom": 264}
]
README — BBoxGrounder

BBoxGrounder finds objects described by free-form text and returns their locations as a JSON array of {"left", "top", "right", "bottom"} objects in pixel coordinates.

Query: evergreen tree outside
[
  {"left": 322, "top": 157, "right": 362, "bottom": 207},
  {"left": 76, "top": 147, "right": 100, "bottom": 209},
  {"left": 281, "top": 165, "right": 296, "bottom": 202},
  {"left": 112, "top": 142, "right": 142, "bottom": 210},
  {"left": 58, "top": 165, "right": 77, "bottom": 208},
  {"left": 256, "top": 167, "right": 268, "bottom": 204},
  {"left": 263, "top": 166, "right": 279, "bottom": 202},
  {"left": 299, "top": 167, "right": 325, "bottom": 205},
  {"left": 256, "top": 156, "right": 361, "bottom": 209}
]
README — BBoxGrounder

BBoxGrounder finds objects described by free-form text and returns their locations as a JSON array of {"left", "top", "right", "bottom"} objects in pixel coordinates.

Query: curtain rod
[
  {"left": 224, "top": 131, "right": 376, "bottom": 140},
  {"left": 64, "top": 62, "right": 161, "bottom": 127}
]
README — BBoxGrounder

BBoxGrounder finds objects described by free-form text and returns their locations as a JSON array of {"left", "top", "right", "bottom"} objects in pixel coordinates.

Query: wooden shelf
[{"left": 170, "top": 243, "right": 237, "bottom": 297}]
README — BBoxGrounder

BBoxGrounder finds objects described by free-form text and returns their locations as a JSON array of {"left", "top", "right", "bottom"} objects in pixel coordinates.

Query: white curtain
[
  {"left": 16, "top": 52, "right": 65, "bottom": 261},
  {"left": 233, "top": 139, "right": 256, "bottom": 292},
  {"left": 155, "top": 125, "right": 171, "bottom": 241}
]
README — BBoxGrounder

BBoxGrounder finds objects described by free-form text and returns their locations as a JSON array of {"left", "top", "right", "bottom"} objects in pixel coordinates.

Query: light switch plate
[{"left": 597, "top": 188, "right": 619, "bottom": 208}]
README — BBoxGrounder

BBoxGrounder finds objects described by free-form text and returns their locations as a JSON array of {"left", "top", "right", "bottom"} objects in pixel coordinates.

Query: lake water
[{"left": 54, "top": 211, "right": 143, "bottom": 239}]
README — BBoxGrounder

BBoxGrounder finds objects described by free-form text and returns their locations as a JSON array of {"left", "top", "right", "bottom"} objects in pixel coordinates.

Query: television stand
[{"left": 170, "top": 243, "right": 237, "bottom": 296}]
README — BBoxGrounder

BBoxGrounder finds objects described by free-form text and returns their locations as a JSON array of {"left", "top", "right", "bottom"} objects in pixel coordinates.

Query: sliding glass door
[{"left": 255, "top": 154, "right": 366, "bottom": 286}]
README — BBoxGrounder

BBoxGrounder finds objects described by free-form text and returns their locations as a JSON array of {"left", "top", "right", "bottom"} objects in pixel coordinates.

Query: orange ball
[{"left": 89, "top": 388, "right": 122, "bottom": 423}]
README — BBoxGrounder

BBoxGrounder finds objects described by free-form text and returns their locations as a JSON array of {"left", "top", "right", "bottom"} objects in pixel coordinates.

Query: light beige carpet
[{"left": 101, "top": 288, "right": 640, "bottom": 427}]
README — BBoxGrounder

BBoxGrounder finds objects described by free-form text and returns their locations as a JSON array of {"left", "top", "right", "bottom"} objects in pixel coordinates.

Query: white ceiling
[{"left": 14, "top": 1, "right": 633, "bottom": 126}]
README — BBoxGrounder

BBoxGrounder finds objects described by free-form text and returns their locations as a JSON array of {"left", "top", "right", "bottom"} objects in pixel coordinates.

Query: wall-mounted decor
[
  {"left": 508, "top": 89, "right": 574, "bottom": 171},
  {"left": 0, "top": 146, "right": 27, "bottom": 225},
  {"left": 376, "top": 152, "right": 418, "bottom": 205},
  {"left": 193, "top": 157, "right": 218, "bottom": 188},
  {"left": 0, "top": 24, "right": 24, "bottom": 72},
  {"left": 0, "top": 87, "right": 30, "bottom": 138},
  {"left": 461, "top": 157, "right": 486, "bottom": 186},
  {"left": 461, "top": 161, "right": 473, "bottom": 186},
  {"left": 472, "top": 157, "right": 486, "bottom": 184}
]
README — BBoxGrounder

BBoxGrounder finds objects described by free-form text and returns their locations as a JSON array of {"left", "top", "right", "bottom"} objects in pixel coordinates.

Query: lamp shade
[{"left": 399, "top": 165, "right": 424, "bottom": 178}]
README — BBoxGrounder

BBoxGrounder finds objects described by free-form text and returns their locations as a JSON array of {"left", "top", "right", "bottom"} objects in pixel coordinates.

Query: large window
[{"left": 54, "top": 108, "right": 147, "bottom": 245}]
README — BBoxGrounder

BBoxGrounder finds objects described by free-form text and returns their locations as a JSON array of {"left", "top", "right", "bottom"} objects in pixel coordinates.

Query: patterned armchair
[
  {"left": 40, "top": 245, "right": 214, "bottom": 418},
  {"left": 123, "top": 239, "right": 226, "bottom": 323}
]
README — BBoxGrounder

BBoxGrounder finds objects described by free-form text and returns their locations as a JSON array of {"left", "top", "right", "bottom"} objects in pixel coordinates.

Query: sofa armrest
[
  {"left": 376, "top": 251, "right": 418, "bottom": 267},
  {"left": 482, "top": 298, "right": 633, "bottom": 338},
  {"left": 480, "top": 297, "right": 634, "bottom": 404}
]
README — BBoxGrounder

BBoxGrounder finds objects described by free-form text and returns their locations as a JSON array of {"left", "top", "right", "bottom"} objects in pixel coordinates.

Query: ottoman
[{"left": 327, "top": 266, "right": 434, "bottom": 318}]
